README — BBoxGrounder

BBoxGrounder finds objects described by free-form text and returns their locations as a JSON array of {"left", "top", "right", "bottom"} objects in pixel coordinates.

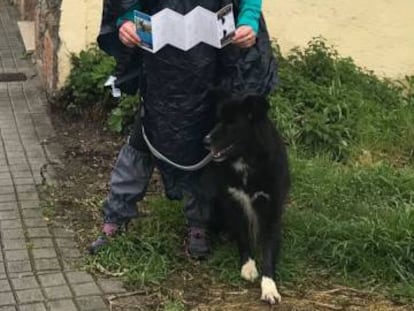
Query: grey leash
[{"left": 141, "top": 126, "right": 213, "bottom": 171}]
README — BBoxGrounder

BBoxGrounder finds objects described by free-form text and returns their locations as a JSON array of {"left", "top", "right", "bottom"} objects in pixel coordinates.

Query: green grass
[
  {"left": 84, "top": 38, "right": 414, "bottom": 302},
  {"left": 88, "top": 157, "right": 414, "bottom": 300}
]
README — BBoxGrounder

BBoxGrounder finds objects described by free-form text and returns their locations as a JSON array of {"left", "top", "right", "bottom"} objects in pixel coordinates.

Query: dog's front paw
[
  {"left": 260, "top": 277, "right": 281, "bottom": 304},
  {"left": 240, "top": 258, "right": 259, "bottom": 282}
]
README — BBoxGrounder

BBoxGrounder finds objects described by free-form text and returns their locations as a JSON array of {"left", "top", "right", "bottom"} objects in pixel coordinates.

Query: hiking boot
[
  {"left": 87, "top": 222, "right": 129, "bottom": 255},
  {"left": 186, "top": 226, "right": 210, "bottom": 259}
]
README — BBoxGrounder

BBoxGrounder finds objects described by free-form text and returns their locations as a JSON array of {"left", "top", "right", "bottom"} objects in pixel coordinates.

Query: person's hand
[
  {"left": 119, "top": 21, "right": 140, "bottom": 47},
  {"left": 232, "top": 25, "right": 256, "bottom": 48}
]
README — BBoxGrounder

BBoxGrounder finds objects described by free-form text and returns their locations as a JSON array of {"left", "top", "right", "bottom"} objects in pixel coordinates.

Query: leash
[{"left": 141, "top": 126, "right": 213, "bottom": 171}]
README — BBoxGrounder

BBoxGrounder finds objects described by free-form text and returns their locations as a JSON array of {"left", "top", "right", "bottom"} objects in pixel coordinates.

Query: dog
[{"left": 201, "top": 91, "right": 290, "bottom": 304}]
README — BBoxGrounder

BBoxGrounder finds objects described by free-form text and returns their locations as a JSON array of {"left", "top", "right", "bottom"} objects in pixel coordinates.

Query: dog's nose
[{"left": 203, "top": 134, "right": 212, "bottom": 147}]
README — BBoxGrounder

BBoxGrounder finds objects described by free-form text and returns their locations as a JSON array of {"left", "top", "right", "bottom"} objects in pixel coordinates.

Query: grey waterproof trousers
[{"left": 102, "top": 114, "right": 211, "bottom": 228}]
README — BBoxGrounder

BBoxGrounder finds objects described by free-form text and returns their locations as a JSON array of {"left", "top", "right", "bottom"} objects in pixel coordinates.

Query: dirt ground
[
  {"left": 263, "top": 0, "right": 414, "bottom": 79},
  {"left": 44, "top": 108, "right": 414, "bottom": 311}
]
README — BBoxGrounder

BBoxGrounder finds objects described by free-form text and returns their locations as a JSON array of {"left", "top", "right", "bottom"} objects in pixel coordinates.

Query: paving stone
[
  {"left": 10, "top": 276, "right": 38, "bottom": 290},
  {"left": 0, "top": 202, "right": 18, "bottom": 210},
  {"left": 0, "top": 187, "right": 14, "bottom": 196},
  {"left": 0, "top": 306, "right": 17, "bottom": 311},
  {"left": 97, "top": 279, "right": 126, "bottom": 294},
  {"left": 44, "top": 284, "right": 72, "bottom": 299},
  {"left": 27, "top": 227, "right": 51, "bottom": 238},
  {"left": 0, "top": 219, "right": 22, "bottom": 229},
  {"left": 71, "top": 282, "right": 101, "bottom": 297},
  {"left": 32, "top": 248, "right": 57, "bottom": 259},
  {"left": 76, "top": 296, "right": 107, "bottom": 311},
  {"left": 12, "top": 178, "right": 34, "bottom": 185},
  {"left": 17, "top": 192, "right": 39, "bottom": 201},
  {"left": 0, "top": 291, "right": 15, "bottom": 305},
  {"left": 0, "top": 193, "right": 16, "bottom": 203},
  {"left": 4, "top": 249, "right": 29, "bottom": 261},
  {"left": 15, "top": 288, "right": 43, "bottom": 303},
  {"left": 51, "top": 227, "right": 74, "bottom": 238},
  {"left": 0, "top": 279, "right": 11, "bottom": 292},
  {"left": 47, "top": 299, "right": 78, "bottom": 311},
  {"left": 2, "top": 239, "right": 26, "bottom": 250},
  {"left": 59, "top": 248, "right": 81, "bottom": 259},
  {"left": 34, "top": 258, "right": 60, "bottom": 271},
  {"left": 0, "top": 209, "right": 19, "bottom": 219},
  {"left": 21, "top": 209, "right": 43, "bottom": 218},
  {"left": 38, "top": 272, "right": 66, "bottom": 287},
  {"left": 19, "top": 303, "right": 47, "bottom": 311},
  {"left": 29, "top": 238, "right": 54, "bottom": 249},
  {"left": 55, "top": 238, "right": 76, "bottom": 248},
  {"left": 1, "top": 228, "right": 24, "bottom": 239},
  {"left": 65, "top": 272, "right": 94, "bottom": 284},
  {"left": 20, "top": 201, "right": 40, "bottom": 209},
  {"left": 23, "top": 218, "right": 47, "bottom": 227},
  {"left": 7, "top": 260, "right": 31, "bottom": 273}
]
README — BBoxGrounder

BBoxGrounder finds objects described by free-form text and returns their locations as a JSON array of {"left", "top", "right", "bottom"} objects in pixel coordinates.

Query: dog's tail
[{"left": 228, "top": 187, "right": 259, "bottom": 245}]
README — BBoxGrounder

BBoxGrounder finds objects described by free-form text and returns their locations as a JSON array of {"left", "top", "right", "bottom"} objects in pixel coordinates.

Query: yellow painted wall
[
  {"left": 57, "top": 0, "right": 103, "bottom": 87},
  {"left": 263, "top": 0, "right": 414, "bottom": 78},
  {"left": 56, "top": 0, "right": 414, "bottom": 87}
]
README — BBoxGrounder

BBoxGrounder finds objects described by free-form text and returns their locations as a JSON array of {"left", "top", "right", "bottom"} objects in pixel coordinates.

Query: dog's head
[{"left": 204, "top": 90, "right": 269, "bottom": 162}]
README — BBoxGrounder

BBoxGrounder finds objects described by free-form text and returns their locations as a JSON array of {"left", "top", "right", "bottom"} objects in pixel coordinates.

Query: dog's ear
[{"left": 243, "top": 95, "right": 269, "bottom": 122}]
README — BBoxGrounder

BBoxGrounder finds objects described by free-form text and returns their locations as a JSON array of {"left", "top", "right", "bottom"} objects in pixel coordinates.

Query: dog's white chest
[{"left": 232, "top": 158, "right": 249, "bottom": 185}]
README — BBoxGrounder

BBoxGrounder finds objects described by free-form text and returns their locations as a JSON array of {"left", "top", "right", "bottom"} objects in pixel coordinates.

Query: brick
[
  {"left": 76, "top": 296, "right": 107, "bottom": 311},
  {"left": 16, "top": 288, "right": 43, "bottom": 303},
  {"left": 11, "top": 276, "right": 38, "bottom": 290},
  {"left": 71, "top": 282, "right": 101, "bottom": 296},
  {"left": 38, "top": 272, "right": 66, "bottom": 287},
  {"left": 19, "top": 303, "right": 47, "bottom": 311},
  {"left": 47, "top": 299, "right": 78, "bottom": 311},
  {"left": 4, "top": 249, "right": 29, "bottom": 261},
  {"left": 65, "top": 272, "right": 94, "bottom": 284},
  {"left": 0, "top": 292, "right": 15, "bottom": 306},
  {"left": 32, "top": 248, "right": 57, "bottom": 259},
  {"left": 44, "top": 285, "right": 72, "bottom": 299}
]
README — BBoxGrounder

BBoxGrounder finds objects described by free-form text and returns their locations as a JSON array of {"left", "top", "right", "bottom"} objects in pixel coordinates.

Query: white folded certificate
[{"left": 134, "top": 4, "right": 236, "bottom": 53}]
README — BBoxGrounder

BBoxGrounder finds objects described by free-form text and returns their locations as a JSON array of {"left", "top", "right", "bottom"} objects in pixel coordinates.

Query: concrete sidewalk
[{"left": 0, "top": 1, "right": 123, "bottom": 310}]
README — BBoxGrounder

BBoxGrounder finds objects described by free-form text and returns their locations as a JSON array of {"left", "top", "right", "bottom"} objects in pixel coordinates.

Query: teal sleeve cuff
[
  {"left": 116, "top": 4, "right": 142, "bottom": 28},
  {"left": 237, "top": 0, "right": 262, "bottom": 34}
]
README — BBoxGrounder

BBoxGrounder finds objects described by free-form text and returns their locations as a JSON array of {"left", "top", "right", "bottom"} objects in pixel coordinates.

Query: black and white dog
[{"left": 202, "top": 91, "right": 290, "bottom": 304}]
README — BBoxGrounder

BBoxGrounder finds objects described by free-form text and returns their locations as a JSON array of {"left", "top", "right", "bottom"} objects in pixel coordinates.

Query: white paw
[
  {"left": 240, "top": 258, "right": 259, "bottom": 282},
  {"left": 260, "top": 276, "right": 282, "bottom": 304}
]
